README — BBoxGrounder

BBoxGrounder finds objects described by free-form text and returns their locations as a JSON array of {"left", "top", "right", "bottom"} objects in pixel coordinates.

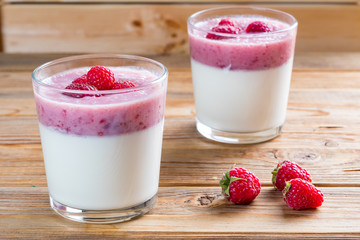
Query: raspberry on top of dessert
[
  {"left": 189, "top": 16, "right": 296, "bottom": 70},
  {"left": 35, "top": 66, "right": 165, "bottom": 136}
]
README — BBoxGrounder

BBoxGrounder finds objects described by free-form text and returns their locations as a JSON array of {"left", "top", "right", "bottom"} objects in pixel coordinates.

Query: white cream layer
[
  {"left": 39, "top": 122, "right": 163, "bottom": 210},
  {"left": 191, "top": 59, "right": 293, "bottom": 133}
]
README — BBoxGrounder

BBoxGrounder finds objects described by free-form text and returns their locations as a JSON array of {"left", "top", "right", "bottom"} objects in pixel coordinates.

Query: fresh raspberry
[
  {"left": 283, "top": 178, "right": 324, "bottom": 210},
  {"left": 72, "top": 74, "right": 88, "bottom": 85},
  {"left": 64, "top": 83, "right": 98, "bottom": 98},
  {"left": 220, "top": 166, "right": 261, "bottom": 204},
  {"left": 86, "top": 66, "right": 115, "bottom": 90},
  {"left": 218, "top": 18, "right": 235, "bottom": 27},
  {"left": 272, "top": 160, "right": 312, "bottom": 191},
  {"left": 206, "top": 25, "right": 241, "bottom": 40},
  {"left": 112, "top": 80, "right": 137, "bottom": 89},
  {"left": 246, "top": 21, "right": 271, "bottom": 33}
]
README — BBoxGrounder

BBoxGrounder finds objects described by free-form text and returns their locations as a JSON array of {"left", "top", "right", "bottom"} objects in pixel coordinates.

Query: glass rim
[
  {"left": 32, "top": 53, "right": 168, "bottom": 94},
  {"left": 187, "top": 6, "right": 298, "bottom": 37}
]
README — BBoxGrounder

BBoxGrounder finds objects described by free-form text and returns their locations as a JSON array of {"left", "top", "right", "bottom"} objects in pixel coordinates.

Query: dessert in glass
[
  {"left": 188, "top": 7, "right": 297, "bottom": 144},
  {"left": 32, "top": 54, "right": 168, "bottom": 223}
]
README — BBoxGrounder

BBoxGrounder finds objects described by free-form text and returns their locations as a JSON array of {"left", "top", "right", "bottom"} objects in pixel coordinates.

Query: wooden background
[
  {"left": 1, "top": 0, "right": 360, "bottom": 54},
  {"left": 1, "top": 52, "right": 360, "bottom": 238},
  {"left": 1, "top": 0, "right": 360, "bottom": 239}
]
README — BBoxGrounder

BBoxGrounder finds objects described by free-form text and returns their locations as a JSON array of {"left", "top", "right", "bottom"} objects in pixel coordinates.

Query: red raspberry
[
  {"left": 220, "top": 166, "right": 261, "bottom": 204},
  {"left": 272, "top": 160, "right": 312, "bottom": 191},
  {"left": 86, "top": 66, "right": 115, "bottom": 90},
  {"left": 283, "top": 178, "right": 324, "bottom": 210},
  {"left": 64, "top": 83, "right": 98, "bottom": 98},
  {"left": 72, "top": 74, "right": 88, "bottom": 85},
  {"left": 218, "top": 18, "right": 235, "bottom": 27},
  {"left": 112, "top": 80, "right": 137, "bottom": 89},
  {"left": 206, "top": 25, "right": 241, "bottom": 40},
  {"left": 246, "top": 21, "right": 271, "bottom": 33}
]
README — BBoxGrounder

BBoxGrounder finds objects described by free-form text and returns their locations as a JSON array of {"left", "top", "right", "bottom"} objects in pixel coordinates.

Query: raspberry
[
  {"left": 272, "top": 160, "right": 312, "bottom": 191},
  {"left": 246, "top": 21, "right": 271, "bottom": 33},
  {"left": 112, "top": 80, "right": 137, "bottom": 89},
  {"left": 218, "top": 18, "right": 235, "bottom": 27},
  {"left": 206, "top": 24, "right": 241, "bottom": 40},
  {"left": 220, "top": 166, "right": 261, "bottom": 204},
  {"left": 72, "top": 74, "right": 88, "bottom": 85},
  {"left": 86, "top": 66, "right": 115, "bottom": 90},
  {"left": 283, "top": 178, "right": 324, "bottom": 210},
  {"left": 64, "top": 83, "right": 98, "bottom": 98}
]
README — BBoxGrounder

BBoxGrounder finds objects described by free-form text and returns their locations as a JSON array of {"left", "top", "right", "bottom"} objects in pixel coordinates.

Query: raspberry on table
[
  {"left": 283, "top": 178, "right": 324, "bottom": 210},
  {"left": 220, "top": 166, "right": 261, "bottom": 205},
  {"left": 64, "top": 83, "right": 98, "bottom": 98},
  {"left": 272, "top": 160, "right": 312, "bottom": 191},
  {"left": 86, "top": 66, "right": 115, "bottom": 90},
  {"left": 246, "top": 21, "right": 272, "bottom": 33}
]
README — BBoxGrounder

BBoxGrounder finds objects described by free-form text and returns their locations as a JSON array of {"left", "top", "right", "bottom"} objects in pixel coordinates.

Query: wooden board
[
  {"left": 0, "top": 186, "right": 360, "bottom": 239},
  {"left": 3, "top": 0, "right": 360, "bottom": 3},
  {"left": 0, "top": 53, "right": 360, "bottom": 238},
  {"left": 2, "top": 4, "right": 360, "bottom": 53},
  {"left": 1, "top": 66, "right": 360, "bottom": 188}
]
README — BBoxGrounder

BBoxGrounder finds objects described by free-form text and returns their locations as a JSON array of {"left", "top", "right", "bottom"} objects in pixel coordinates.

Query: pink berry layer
[
  {"left": 34, "top": 67, "right": 166, "bottom": 136},
  {"left": 189, "top": 17, "right": 296, "bottom": 70}
]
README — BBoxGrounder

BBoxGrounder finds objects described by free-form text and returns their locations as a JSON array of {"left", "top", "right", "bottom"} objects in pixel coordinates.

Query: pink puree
[
  {"left": 189, "top": 17, "right": 296, "bottom": 70},
  {"left": 35, "top": 67, "right": 165, "bottom": 136}
]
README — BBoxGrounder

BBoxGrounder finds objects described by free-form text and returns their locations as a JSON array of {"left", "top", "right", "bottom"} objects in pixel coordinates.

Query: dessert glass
[
  {"left": 32, "top": 54, "right": 168, "bottom": 223},
  {"left": 188, "top": 7, "right": 297, "bottom": 144}
]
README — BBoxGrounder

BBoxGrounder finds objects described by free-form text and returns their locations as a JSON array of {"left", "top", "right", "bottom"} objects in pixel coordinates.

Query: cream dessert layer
[
  {"left": 188, "top": 16, "right": 296, "bottom": 133},
  {"left": 35, "top": 67, "right": 166, "bottom": 210},
  {"left": 191, "top": 59, "right": 293, "bottom": 132},
  {"left": 39, "top": 121, "right": 163, "bottom": 210}
]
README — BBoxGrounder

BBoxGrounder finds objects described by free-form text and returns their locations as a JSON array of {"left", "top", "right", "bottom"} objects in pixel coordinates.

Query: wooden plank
[
  {"left": 2, "top": 52, "right": 360, "bottom": 71},
  {"left": 0, "top": 187, "right": 359, "bottom": 239},
  {"left": 1, "top": 69, "right": 360, "bottom": 187},
  {"left": 2, "top": 68, "right": 360, "bottom": 92},
  {"left": 1, "top": 138, "right": 360, "bottom": 187},
  {"left": 0, "top": 1, "right": 3, "bottom": 52},
  {"left": 0, "top": 52, "right": 359, "bottom": 238},
  {"left": 2, "top": 0, "right": 360, "bottom": 3},
  {"left": 2, "top": 4, "right": 360, "bottom": 53}
]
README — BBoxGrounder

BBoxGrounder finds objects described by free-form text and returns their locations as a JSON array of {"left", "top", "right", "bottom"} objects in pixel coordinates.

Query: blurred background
[{"left": 0, "top": 0, "right": 359, "bottom": 55}]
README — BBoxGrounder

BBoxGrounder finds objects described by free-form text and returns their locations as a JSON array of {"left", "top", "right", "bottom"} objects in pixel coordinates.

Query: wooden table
[{"left": 1, "top": 53, "right": 360, "bottom": 239}]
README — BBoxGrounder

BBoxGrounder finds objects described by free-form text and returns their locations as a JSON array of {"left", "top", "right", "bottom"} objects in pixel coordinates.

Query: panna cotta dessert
[
  {"left": 32, "top": 55, "right": 168, "bottom": 223},
  {"left": 188, "top": 7, "right": 297, "bottom": 144}
]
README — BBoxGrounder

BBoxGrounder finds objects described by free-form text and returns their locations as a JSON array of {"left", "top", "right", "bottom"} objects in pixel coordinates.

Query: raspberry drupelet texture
[
  {"left": 113, "top": 80, "right": 137, "bottom": 89},
  {"left": 272, "top": 160, "right": 312, "bottom": 191},
  {"left": 283, "top": 178, "right": 324, "bottom": 210},
  {"left": 206, "top": 18, "right": 242, "bottom": 40},
  {"left": 64, "top": 83, "right": 98, "bottom": 98},
  {"left": 220, "top": 167, "right": 261, "bottom": 204},
  {"left": 62, "top": 66, "right": 138, "bottom": 98},
  {"left": 72, "top": 74, "right": 88, "bottom": 85},
  {"left": 87, "top": 66, "right": 115, "bottom": 90},
  {"left": 218, "top": 18, "right": 236, "bottom": 27},
  {"left": 246, "top": 21, "right": 271, "bottom": 33}
]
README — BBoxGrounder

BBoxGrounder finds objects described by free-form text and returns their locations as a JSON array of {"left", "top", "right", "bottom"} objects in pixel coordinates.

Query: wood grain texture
[
  {"left": 3, "top": 0, "right": 360, "bottom": 2},
  {"left": 2, "top": 52, "right": 360, "bottom": 70},
  {"left": 0, "top": 187, "right": 360, "bottom": 239},
  {"left": 0, "top": 53, "right": 360, "bottom": 238},
  {"left": 2, "top": 4, "right": 360, "bottom": 53}
]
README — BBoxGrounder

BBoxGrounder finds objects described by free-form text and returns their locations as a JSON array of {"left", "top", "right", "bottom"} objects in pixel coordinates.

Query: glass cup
[
  {"left": 188, "top": 7, "right": 297, "bottom": 144},
  {"left": 32, "top": 54, "right": 168, "bottom": 223}
]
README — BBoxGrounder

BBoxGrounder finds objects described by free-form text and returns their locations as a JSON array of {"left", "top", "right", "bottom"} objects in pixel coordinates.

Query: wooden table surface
[{"left": 1, "top": 52, "right": 360, "bottom": 239}]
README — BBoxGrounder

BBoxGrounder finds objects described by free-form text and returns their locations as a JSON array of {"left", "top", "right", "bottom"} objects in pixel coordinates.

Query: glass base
[
  {"left": 50, "top": 195, "right": 157, "bottom": 224},
  {"left": 196, "top": 119, "right": 283, "bottom": 144}
]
